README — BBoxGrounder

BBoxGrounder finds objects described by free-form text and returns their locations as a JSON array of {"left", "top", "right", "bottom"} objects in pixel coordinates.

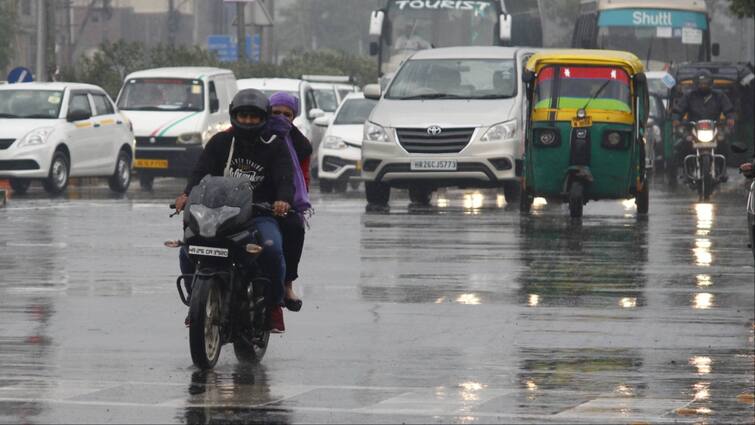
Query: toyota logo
[
  {"left": 149, "top": 137, "right": 156, "bottom": 144},
  {"left": 427, "top": 126, "right": 442, "bottom": 136}
]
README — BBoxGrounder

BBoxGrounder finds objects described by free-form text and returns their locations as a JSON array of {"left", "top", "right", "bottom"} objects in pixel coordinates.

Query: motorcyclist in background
[
  {"left": 174, "top": 89, "right": 295, "bottom": 333},
  {"left": 671, "top": 69, "right": 736, "bottom": 179}
]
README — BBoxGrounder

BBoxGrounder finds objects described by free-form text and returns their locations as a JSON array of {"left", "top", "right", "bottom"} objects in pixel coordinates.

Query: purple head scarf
[{"left": 269, "top": 92, "right": 300, "bottom": 118}]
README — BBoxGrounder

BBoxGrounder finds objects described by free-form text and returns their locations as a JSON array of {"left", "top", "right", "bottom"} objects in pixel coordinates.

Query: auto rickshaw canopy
[{"left": 525, "top": 49, "right": 645, "bottom": 75}]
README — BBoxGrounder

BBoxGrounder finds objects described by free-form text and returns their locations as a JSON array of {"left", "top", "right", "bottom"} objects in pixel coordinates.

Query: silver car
[{"left": 361, "top": 46, "right": 536, "bottom": 209}]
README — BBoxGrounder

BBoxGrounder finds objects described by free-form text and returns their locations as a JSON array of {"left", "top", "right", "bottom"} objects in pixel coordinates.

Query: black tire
[
  {"left": 189, "top": 276, "right": 223, "bottom": 370},
  {"left": 408, "top": 186, "right": 432, "bottom": 206},
  {"left": 42, "top": 151, "right": 69, "bottom": 195},
  {"left": 139, "top": 174, "right": 154, "bottom": 191},
  {"left": 700, "top": 155, "right": 713, "bottom": 201},
  {"left": 365, "top": 181, "right": 390, "bottom": 207},
  {"left": 519, "top": 190, "right": 533, "bottom": 214},
  {"left": 503, "top": 180, "right": 521, "bottom": 203},
  {"left": 233, "top": 312, "right": 270, "bottom": 364},
  {"left": 108, "top": 150, "right": 132, "bottom": 193},
  {"left": 319, "top": 179, "right": 334, "bottom": 193},
  {"left": 334, "top": 179, "right": 348, "bottom": 193},
  {"left": 636, "top": 180, "right": 649, "bottom": 215},
  {"left": 349, "top": 181, "right": 361, "bottom": 191},
  {"left": 568, "top": 181, "right": 584, "bottom": 218},
  {"left": 9, "top": 178, "right": 31, "bottom": 195}
]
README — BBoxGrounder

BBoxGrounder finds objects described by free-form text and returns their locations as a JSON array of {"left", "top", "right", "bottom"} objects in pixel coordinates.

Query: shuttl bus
[
  {"left": 572, "top": 0, "right": 717, "bottom": 71},
  {"left": 368, "top": 0, "right": 543, "bottom": 77}
]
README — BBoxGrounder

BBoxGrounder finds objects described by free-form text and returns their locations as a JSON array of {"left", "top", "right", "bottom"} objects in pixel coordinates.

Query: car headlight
[
  {"left": 17, "top": 127, "right": 55, "bottom": 148},
  {"left": 696, "top": 129, "right": 714, "bottom": 143},
  {"left": 323, "top": 135, "right": 347, "bottom": 150},
  {"left": 177, "top": 132, "right": 203, "bottom": 145},
  {"left": 364, "top": 121, "right": 389, "bottom": 142},
  {"left": 480, "top": 120, "right": 517, "bottom": 142}
]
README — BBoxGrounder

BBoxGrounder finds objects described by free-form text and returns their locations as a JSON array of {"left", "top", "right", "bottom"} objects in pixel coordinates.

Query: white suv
[
  {"left": 361, "top": 47, "right": 535, "bottom": 209},
  {"left": 0, "top": 82, "right": 136, "bottom": 195}
]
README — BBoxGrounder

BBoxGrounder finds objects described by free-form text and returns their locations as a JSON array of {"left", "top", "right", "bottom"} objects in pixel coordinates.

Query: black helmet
[
  {"left": 694, "top": 69, "right": 713, "bottom": 89},
  {"left": 230, "top": 89, "right": 270, "bottom": 137}
]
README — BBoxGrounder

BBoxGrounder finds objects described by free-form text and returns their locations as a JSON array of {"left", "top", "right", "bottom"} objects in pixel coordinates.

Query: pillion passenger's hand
[
  {"left": 174, "top": 193, "right": 189, "bottom": 213},
  {"left": 272, "top": 201, "right": 290, "bottom": 216}
]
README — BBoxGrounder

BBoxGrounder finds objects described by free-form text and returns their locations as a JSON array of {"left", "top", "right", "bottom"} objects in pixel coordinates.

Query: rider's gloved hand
[
  {"left": 741, "top": 162, "right": 754, "bottom": 173},
  {"left": 174, "top": 193, "right": 189, "bottom": 213},
  {"left": 261, "top": 115, "right": 293, "bottom": 141}
]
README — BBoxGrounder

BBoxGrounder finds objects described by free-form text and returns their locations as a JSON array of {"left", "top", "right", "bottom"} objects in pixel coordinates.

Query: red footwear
[{"left": 269, "top": 306, "right": 285, "bottom": 333}]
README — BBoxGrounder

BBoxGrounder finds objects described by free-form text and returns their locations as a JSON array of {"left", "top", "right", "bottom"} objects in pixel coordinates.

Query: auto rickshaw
[
  {"left": 520, "top": 50, "right": 650, "bottom": 218},
  {"left": 664, "top": 62, "right": 755, "bottom": 184}
]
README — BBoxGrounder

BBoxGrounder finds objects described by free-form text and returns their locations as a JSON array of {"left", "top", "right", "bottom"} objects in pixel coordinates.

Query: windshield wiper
[
  {"left": 122, "top": 106, "right": 164, "bottom": 111},
  {"left": 0, "top": 113, "right": 20, "bottom": 118},
  {"left": 470, "top": 94, "right": 514, "bottom": 99},
  {"left": 23, "top": 114, "right": 53, "bottom": 119},
  {"left": 580, "top": 79, "right": 613, "bottom": 111},
  {"left": 395, "top": 93, "right": 465, "bottom": 100}
]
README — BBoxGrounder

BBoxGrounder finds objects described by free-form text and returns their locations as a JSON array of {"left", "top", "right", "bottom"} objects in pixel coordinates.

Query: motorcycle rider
[
  {"left": 671, "top": 69, "right": 736, "bottom": 178},
  {"left": 174, "top": 89, "right": 294, "bottom": 333}
]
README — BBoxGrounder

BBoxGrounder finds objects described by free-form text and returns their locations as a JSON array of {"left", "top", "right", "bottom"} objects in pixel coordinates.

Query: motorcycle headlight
[
  {"left": 364, "top": 121, "right": 389, "bottom": 143},
  {"left": 190, "top": 205, "right": 241, "bottom": 238},
  {"left": 177, "top": 132, "right": 203, "bottom": 145},
  {"left": 17, "top": 127, "right": 54, "bottom": 148},
  {"left": 480, "top": 120, "right": 517, "bottom": 142},
  {"left": 696, "top": 129, "right": 714, "bottom": 143},
  {"left": 323, "top": 135, "right": 347, "bottom": 150}
]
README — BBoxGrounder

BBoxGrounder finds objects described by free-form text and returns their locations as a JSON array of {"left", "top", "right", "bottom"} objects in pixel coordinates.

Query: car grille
[
  {"left": 0, "top": 160, "right": 40, "bottom": 170},
  {"left": 396, "top": 127, "right": 475, "bottom": 154},
  {"left": 0, "top": 139, "right": 16, "bottom": 150},
  {"left": 136, "top": 136, "right": 178, "bottom": 147}
]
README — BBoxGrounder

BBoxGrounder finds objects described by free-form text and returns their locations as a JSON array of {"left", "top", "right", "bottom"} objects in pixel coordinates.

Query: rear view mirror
[
  {"left": 712, "top": 43, "right": 720, "bottom": 57},
  {"left": 731, "top": 142, "right": 748, "bottom": 154},
  {"left": 314, "top": 116, "right": 331, "bottom": 127},
  {"left": 369, "top": 42, "right": 379, "bottom": 56},
  {"left": 67, "top": 109, "right": 91, "bottom": 122},
  {"left": 209, "top": 98, "right": 220, "bottom": 113},
  {"left": 369, "top": 10, "right": 385, "bottom": 37},
  {"left": 499, "top": 14, "right": 512, "bottom": 42},
  {"left": 308, "top": 108, "right": 325, "bottom": 120},
  {"left": 363, "top": 84, "right": 381, "bottom": 100},
  {"left": 522, "top": 69, "right": 535, "bottom": 84}
]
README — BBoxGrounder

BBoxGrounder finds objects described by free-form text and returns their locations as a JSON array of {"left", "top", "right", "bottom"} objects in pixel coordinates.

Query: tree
[
  {"left": 0, "top": 1, "right": 17, "bottom": 73},
  {"left": 729, "top": 0, "right": 755, "bottom": 17}
]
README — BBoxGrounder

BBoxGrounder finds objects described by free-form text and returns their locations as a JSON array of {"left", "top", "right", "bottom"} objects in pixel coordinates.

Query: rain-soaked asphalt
[{"left": 0, "top": 174, "right": 753, "bottom": 424}]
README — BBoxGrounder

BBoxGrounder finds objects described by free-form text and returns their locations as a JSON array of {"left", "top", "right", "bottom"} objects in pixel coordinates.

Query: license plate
[
  {"left": 188, "top": 245, "right": 229, "bottom": 258},
  {"left": 693, "top": 142, "right": 717, "bottom": 149},
  {"left": 134, "top": 159, "right": 168, "bottom": 169},
  {"left": 411, "top": 160, "right": 458, "bottom": 171},
  {"left": 355, "top": 160, "right": 362, "bottom": 172},
  {"left": 571, "top": 117, "right": 593, "bottom": 128}
]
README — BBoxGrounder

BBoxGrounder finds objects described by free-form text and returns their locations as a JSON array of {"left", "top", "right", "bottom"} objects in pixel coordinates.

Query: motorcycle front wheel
[
  {"left": 189, "top": 276, "right": 223, "bottom": 369},
  {"left": 699, "top": 155, "right": 713, "bottom": 202}
]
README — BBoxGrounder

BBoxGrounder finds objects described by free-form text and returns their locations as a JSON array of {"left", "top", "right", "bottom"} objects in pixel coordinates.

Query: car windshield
[
  {"left": 314, "top": 88, "right": 338, "bottom": 112},
  {"left": 386, "top": 59, "right": 516, "bottom": 100},
  {"left": 117, "top": 78, "right": 204, "bottom": 111},
  {"left": 649, "top": 96, "right": 664, "bottom": 119},
  {"left": 647, "top": 78, "right": 668, "bottom": 96},
  {"left": 0, "top": 90, "right": 63, "bottom": 119},
  {"left": 333, "top": 98, "right": 378, "bottom": 125},
  {"left": 533, "top": 66, "right": 632, "bottom": 113}
]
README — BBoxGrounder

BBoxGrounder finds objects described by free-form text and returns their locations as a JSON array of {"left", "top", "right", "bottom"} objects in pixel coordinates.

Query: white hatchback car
[
  {"left": 0, "top": 82, "right": 135, "bottom": 195},
  {"left": 316, "top": 93, "right": 378, "bottom": 193}
]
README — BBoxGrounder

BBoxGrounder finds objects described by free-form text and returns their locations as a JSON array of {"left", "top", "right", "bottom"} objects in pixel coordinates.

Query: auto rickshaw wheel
[
  {"left": 568, "top": 182, "right": 584, "bottom": 218},
  {"left": 636, "top": 180, "right": 649, "bottom": 215},
  {"left": 503, "top": 181, "right": 521, "bottom": 203},
  {"left": 520, "top": 191, "right": 533, "bottom": 214}
]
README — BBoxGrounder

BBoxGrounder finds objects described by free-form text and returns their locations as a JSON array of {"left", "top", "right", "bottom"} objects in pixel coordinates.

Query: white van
[
  {"left": 236, "top": 78, "right": 325, "bottom": 175},
  {"left": 361, "top": 46, "right": 536, "bottom": 209},
  {"left": 116, "top": 67, "right": 237, "bottom": 190}
]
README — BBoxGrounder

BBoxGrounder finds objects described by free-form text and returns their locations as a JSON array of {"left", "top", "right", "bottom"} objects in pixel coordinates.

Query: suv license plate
[
  {"left": 411, "top": 160, "right": 457, "bottom": 171},
  {"left": 188, "top": 245, "right": 229, "bottom": 258}
]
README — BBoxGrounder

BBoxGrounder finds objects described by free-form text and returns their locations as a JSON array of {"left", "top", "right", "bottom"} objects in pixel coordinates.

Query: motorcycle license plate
[
  {"left": 188, "top": 245, "right": 229, "bottom": 258},
  {"left": 693, "top": 143, "right": 717, "bottom": 149}
]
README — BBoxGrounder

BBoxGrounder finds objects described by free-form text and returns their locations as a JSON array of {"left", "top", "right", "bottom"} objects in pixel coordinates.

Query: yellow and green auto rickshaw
[{"left": 520, "top": 49, "right": 650, "bottom": 218}]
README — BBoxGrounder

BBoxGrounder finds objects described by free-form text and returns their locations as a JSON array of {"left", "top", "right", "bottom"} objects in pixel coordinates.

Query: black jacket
[
  {"left": 183, "top": 129, "right": 295, "bottom": 205},
  {"left": 290, "top": 126, "right": 313, "bottom": 162},
  {"left": 672, "top": 89, "right": 736, "bottom": 122}
]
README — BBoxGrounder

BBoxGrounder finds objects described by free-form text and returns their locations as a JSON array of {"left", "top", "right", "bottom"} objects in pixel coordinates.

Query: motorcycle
[
  {"left": 167, "top": 175, "right": 278, "bottom": 369},
  {"left": 732, "top": 145, "right": 755, "bottom": 265},
  {"left": 677, "top": 120, "right": 728, "bottom": 201}
]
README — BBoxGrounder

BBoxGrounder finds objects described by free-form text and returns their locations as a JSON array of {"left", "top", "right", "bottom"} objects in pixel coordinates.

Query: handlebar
[{"left": 168, "top": 201, "right": 294, "bottom": 218}]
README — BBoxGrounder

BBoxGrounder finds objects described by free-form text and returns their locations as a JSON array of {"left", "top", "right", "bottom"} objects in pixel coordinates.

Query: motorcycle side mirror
[{"left": 731, "top": 142, "right": 748, "bottom": 154}]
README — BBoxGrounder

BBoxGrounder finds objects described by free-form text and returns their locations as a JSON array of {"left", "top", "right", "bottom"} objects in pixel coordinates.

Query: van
[
  {"left": 116, "top": 67, "right": 237, "bottom": 190},
  {"left": 361, "top": 46, "right": 536, "bottom": 210},
  {"left": 236, "top": 78, "right": 325, "bottom": 175}
]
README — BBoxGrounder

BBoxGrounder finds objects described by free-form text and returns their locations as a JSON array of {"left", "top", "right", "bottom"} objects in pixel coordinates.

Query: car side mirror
[
  {"left": 522, "top": 69, "right": 535, "bottom": 84},
  {"left": 308, "top": 108, "right": 325, "bottom": 120},
  {"left": 67, "top": 108, "right": 91, "bottom": 122},
  {"left": 369, "top": 42, "right": 379, "bottom": 56},
  {"left": 731, "top": 142, "right": 748, "bottom": 154},
  {"left": 210, "top": 98, "right": 220, "bottom": 113},
  {"left": 712, "top": 43, "right": 720, "bottom": 57},
  {"left": 314, "top": 116, "right": 331, "bottom": 127},
  {"left": 363, "top": 84, "right": 381, "bottom": 100},
  {"left": 499, "top": 13, "right": 512, "bottom": 42}
]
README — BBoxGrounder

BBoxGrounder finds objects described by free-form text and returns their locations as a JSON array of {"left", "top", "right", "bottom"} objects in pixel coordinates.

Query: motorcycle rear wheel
[{"left": 189, "top": 276, "right": 223, "bottom": 369}]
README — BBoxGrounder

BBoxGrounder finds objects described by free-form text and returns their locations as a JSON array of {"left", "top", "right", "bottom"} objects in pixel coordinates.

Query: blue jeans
[{"left": 179, "top": 216, "right": 286, "bottom": 306}]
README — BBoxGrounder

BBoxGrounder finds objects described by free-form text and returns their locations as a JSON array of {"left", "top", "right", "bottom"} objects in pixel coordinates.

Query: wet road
[{"left": 0, "top": 176, "right": 753, "bottom": 424}]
